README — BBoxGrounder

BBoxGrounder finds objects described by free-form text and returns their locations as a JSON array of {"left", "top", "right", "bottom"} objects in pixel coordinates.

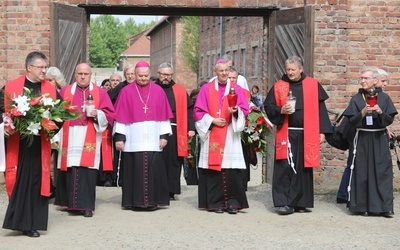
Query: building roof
[
  {"left": 120, "top": 29, "right": 150, "bottom": 57},
  {"left": 146, "top": 16, "right": 181, "bottom": 36}
]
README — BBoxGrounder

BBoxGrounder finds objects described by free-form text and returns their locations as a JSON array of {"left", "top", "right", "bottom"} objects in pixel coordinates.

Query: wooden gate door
[
  {"left": 264, "top": 6, "right": 315, "bottom": 184},
  {"left": 50, "top": 3, "right": 87, "bottom": 85},
  {"left": 267, "top": 6, "right": 314, "bottom": 84}
]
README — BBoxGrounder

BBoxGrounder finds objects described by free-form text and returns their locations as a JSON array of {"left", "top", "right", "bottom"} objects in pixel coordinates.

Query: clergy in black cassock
[
  {"left": 344, "top": 68, "right": 397, "bottom": 217},
  {"left": 1, "top": 52, "right": 62, "bottom": 237},
  {"left": 264, "top": 56, "right": 332, "bottom": 215},
  {"left": 155, "top": 63, "right": 196, "bottom": 200}
]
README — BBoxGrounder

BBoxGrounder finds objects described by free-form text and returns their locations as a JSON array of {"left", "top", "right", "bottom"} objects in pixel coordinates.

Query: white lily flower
[
  {"left": 42, "top": 96, "right": 55, "bottom": 107},
  {"left": 27, "top": 122, "right": 41, "bottom": 135},
  {"left": 13, "top": 95, "right": 30, "bottom": 115},
  {"left": 250, "top": 131, "right": 260, "bottom": 141},
  {"left": 41, "top": 110, "right": 51, "bottom": 119}
]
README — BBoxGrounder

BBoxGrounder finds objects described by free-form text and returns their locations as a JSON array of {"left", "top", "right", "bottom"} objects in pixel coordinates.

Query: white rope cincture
[
  {"left": 288, "top": 141, "right": 297, "bottom": 174},
  {"left": 347, "top": 127, "right": 386, "bottom": 202},
  {"left": 116, "top": 150, "right": 122, "bottom": 188},
  {"left": 287, "top": 127, "right": 303, "bottom": 174}
]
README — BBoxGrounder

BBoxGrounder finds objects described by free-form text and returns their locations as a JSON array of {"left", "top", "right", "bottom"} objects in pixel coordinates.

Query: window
[
  {"left": 252, "top": 46, "right": 259, "bottom": 77},
  {"left": 240, "top": 48, "right": 246, "bottom": 76}
]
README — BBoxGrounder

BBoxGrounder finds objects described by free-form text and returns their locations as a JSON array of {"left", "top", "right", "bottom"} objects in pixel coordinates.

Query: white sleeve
[{"left": 195, "top": 114, "right": 214, "bottom": 142}]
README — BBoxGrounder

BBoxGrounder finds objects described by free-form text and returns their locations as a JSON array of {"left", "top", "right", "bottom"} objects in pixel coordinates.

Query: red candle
[{"left": 227, "top": 88, "right": 237, "bottom": 108}]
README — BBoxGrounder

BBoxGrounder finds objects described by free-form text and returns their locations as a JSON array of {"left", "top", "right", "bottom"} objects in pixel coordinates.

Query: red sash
[
  {"left": 302, "top": 77, "right": 320, "bottom": 167},
  {"left": 208, "top": 81, "right": 232, "bottom": 171},
  {"left": 61, "top": 84, "right": 100, "bottom": 171},
  {"left": 274, "top": 81, "right": 290, "bottom": 160},
  {"left": 274, "top": 77, "right": 320, "bottom": 168},
  {"left": 4, "top": 75, "right": 55, "bottom": 197},
  {"left": 101, "top": 129, "right": 113, "bottom": 171},
  {"left": 172, "top": 84, "right": 188, "bottom": 157}
]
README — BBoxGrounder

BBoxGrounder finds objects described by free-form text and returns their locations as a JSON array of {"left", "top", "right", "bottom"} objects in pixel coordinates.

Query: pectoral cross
[{"left": 143, "top": 105, "right": 148, "bottom": 113}]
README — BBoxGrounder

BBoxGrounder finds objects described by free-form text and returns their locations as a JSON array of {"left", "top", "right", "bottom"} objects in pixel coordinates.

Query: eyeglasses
[
  {"left": 360, "top": 77, "right": 374, "bottom": 81},
  {"left": 30, "top": 65, "right": 48, "bottom": 70},
  {"left": 158, "top": 73, "right": 173, "bottom": 78}
]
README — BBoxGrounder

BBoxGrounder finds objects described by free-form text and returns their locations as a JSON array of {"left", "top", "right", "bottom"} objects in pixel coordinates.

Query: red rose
[{"left": 42, "top": 118, "right": 58, "bottom": 131}]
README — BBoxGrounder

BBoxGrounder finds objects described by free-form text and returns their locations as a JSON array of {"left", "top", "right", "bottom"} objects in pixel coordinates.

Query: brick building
[
  {"left": 0, "top": 0, "right": 399, "bottom": 191},
  {"left": 118, "top": 29, "right": 151, "bottom": 71},
  {"left": 147, "top": 16, "right": 198, "bottom": 93},
  {"left": 199, "top": 16, "right": 264, "bottom": 92}
]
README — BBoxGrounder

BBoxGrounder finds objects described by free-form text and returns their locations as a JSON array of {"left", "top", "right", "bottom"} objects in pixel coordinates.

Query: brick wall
[
  {"left": 0, "top": 0, "right": 399, "bottom": 192},
  {"left": 199, "top": 16, "right": 264, "bottom": 92},
  {"left": 311, "top": 0, "right": 400, "bottom": 192},
  {"left": 148, "top": 17, "right": 197, "bottom": 93}
]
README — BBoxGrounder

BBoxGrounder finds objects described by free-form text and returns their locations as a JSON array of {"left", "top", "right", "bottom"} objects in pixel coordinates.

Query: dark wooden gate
[
  {"left": 50, "top": 3, "right": 87, "bottom": 85},
  {"left": 267, "top": 6, "right": 314, "bottom": 84},
  {"left": 264, "top": 6, "right": 315, "bottom": 184}
]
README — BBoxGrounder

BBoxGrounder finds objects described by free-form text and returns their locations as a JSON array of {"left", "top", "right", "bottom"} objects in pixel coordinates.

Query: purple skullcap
[
  {"left": 215, "top": 58, "right": 228, "bottom": 65},
  {"left": 135, "top": 60, "right": 150, "bottom": 69}
]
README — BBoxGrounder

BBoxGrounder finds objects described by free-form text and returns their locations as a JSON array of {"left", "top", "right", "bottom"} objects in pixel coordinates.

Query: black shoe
[
  {"left": 294, "top": 207, "right": 311, "bottom": 213},
  {"left": 227, "top": 206, "right": 238, "bottom": 215},
  {"left": 276, "top": 206, "right": 294, "bottom": 215},
  {"left": 83, "top": 210, "right": 93, "bottom": 217},
  {"left": 336, "top": 197, "right": 348, "bottom": 204},
  {"left": 381, "top": 211, "right": 394, "bottom": 218},
  {"left": 214, "top": 208, "right": 224, "bottom": 214},
  {"left": 23, "top": 230, "right": 40, "bottom": 237},
  {"left": 147, "top": 206, "right": 158, "bottom": 211},
  {"left": 104, "top": 180, "right": 113, "bottom": 187}
]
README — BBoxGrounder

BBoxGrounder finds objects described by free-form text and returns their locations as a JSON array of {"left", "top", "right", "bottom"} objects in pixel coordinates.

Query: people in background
[
  {"left": 109, "top": 73, "right": 122, "bottom": 90},
  {"left": 154, "top": 62, "right": 196, "bottom": 200},
  {"left": 251, "top": 85, "right": 263, "bottom": 110},
  {"left": 45, "top": 66, "right": 67, "bottom": 199},
  {"left": 101, "top": 78, "right": 111, "bottom": 91}
]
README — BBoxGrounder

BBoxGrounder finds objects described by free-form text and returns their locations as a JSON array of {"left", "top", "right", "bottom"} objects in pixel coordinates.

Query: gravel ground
[{"left": 0, "top": 165, "right": 399, "bottom": 249}]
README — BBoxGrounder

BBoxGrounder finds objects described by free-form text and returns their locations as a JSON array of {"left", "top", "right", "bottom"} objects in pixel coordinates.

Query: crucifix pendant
[{"left": 143, "top": 105, "right": 148, "bottom": 113}]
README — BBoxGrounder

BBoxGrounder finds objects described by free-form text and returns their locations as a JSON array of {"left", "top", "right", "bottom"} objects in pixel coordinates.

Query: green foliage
[
  {"left": 180, "top": 16, "right": 200, "bottom": 77},
  {"left": 123, "top": 17, "right": 156, "bottom": 38},
  {"left": 89, "top": 15, "right": 155, "bottom": 68}
]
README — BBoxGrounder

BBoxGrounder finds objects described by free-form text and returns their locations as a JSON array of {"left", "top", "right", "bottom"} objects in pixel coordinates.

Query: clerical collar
[
  {"left": 26, "top": 76, "right": 40, "bottom": 84},
  {"left": 77, "top": 85, "right": 90, "bottom": 92}
]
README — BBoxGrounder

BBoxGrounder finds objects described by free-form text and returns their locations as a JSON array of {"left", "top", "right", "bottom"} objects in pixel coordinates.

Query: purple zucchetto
[
  {"left": 215, "top": 58, "right": 228, "bottom": 65},
  {"left": 135, "top": 60, "right": 150, "bottom": 69}
]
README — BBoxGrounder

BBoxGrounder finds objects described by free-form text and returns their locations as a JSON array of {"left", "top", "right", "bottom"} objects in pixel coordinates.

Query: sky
[{"left": 91, "top": 15, "right": 162, "bottom": 24}]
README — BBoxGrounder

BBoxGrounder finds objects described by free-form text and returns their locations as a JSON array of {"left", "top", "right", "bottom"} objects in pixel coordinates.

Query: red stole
[
  {"left": 61, "top": 84, "right": 100, "bottom": 171},
  {"left": 4, "top": 75, "right": 55, "bottom": 197},
  {"left": 208, "top": 81, "right": 232, "bottom": 171},
  {"left": 172, "top": 84, "right": 188, "bottom": 157},
  {"left": 101, "top": 129, "right": 113, "bottom": 171},
  {"left": 274, "top": 77, "right": 320, "bottom": 168}
]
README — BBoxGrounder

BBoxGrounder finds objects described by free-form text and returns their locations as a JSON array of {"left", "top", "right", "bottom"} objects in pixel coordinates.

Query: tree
[
  {"left": 89, "top": 15, "right": 156, "bottom": 68},
  {"left": 89, "top": 15, "right": 126, "bottom": 67},
  {"left": 123, "top": 17, "right": 156, "bottom": 38},
  {"left": 180, "top": 16, "right": 200, "bottom": 78}
]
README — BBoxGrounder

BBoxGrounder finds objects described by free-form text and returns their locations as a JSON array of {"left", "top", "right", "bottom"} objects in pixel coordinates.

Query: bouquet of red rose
[
  {"left": 3, "top": 87, "right": 81, "bottom": 146},
  {"left": 241, "top": 106, "right": 273, "bottom": 156}
]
